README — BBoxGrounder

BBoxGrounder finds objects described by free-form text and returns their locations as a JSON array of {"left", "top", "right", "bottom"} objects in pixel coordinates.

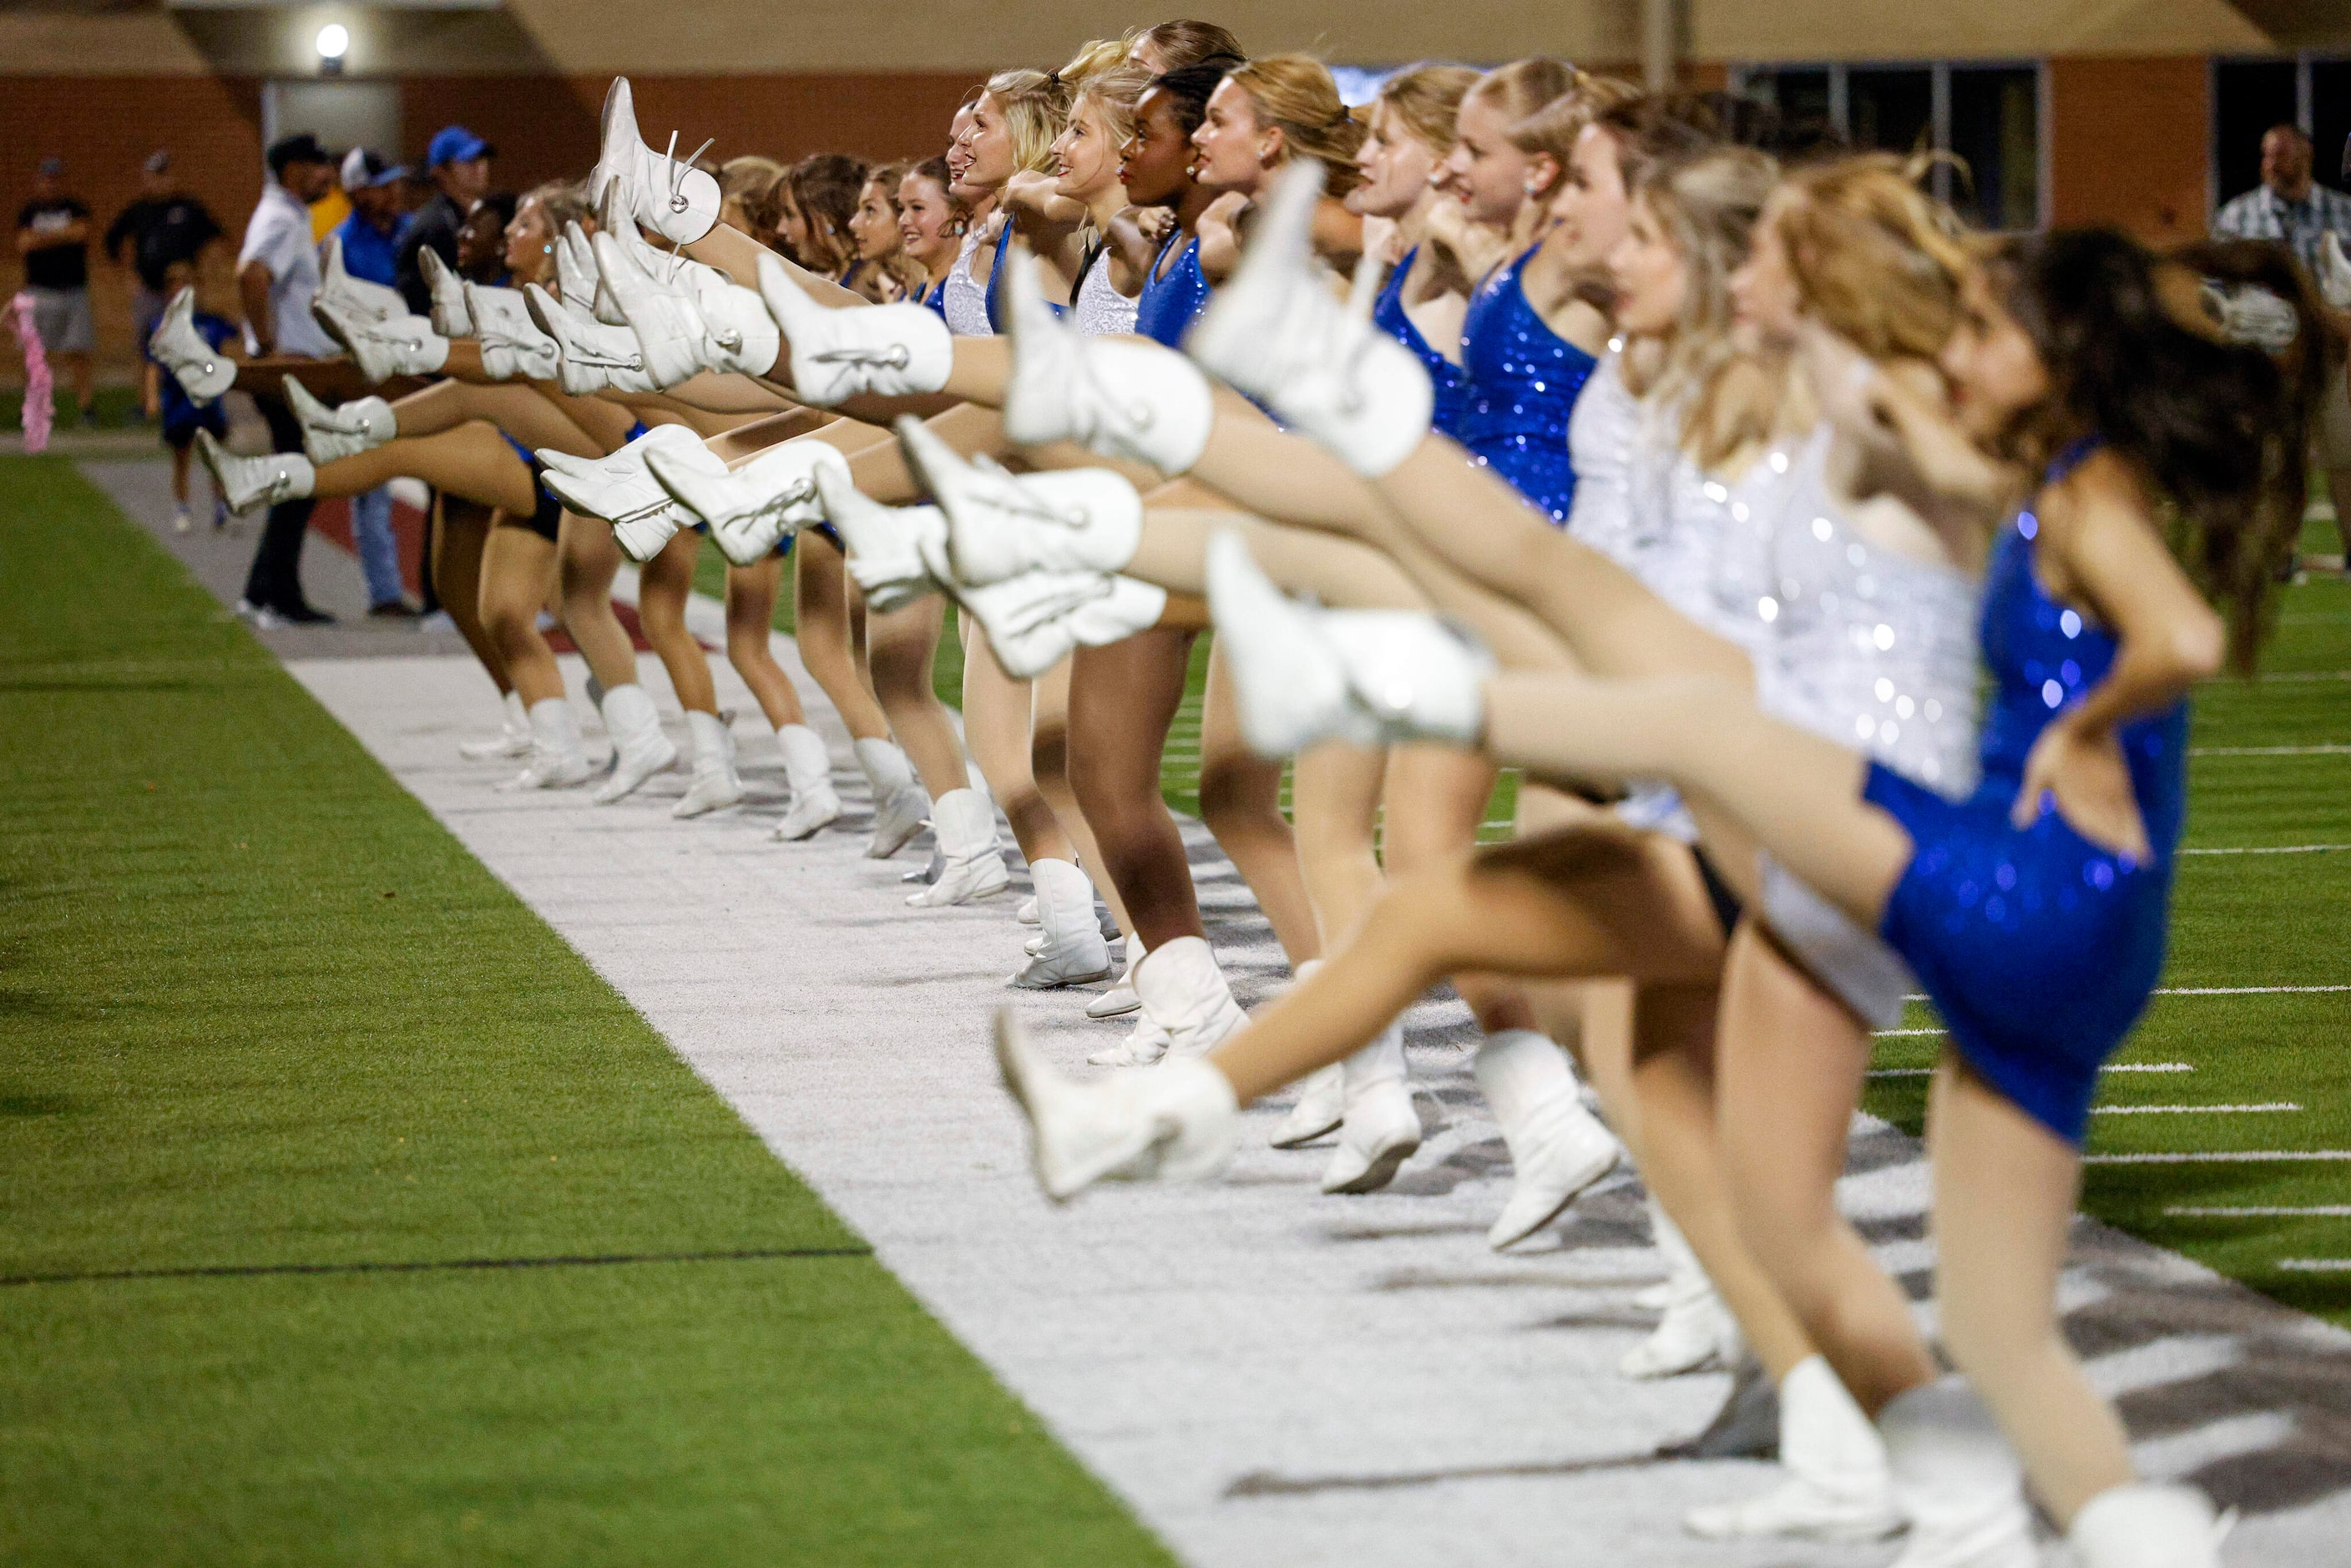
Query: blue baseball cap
[{"left": 427, "top": 125, "right": 493, "bottom": 169}]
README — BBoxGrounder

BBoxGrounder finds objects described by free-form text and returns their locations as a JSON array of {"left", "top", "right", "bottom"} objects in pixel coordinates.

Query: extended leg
[
  {"left": 636, "top": 528, "right": 719, "bottom": 716},
  {"left": 1069, "top": 629, "right": 1202, "bottom": 953},
  {"left": 1197, "top": 642, "right": 1318, "bottom": 969},
  {"left": 477, "top": 522, "right": 564, "bottom": 706},
  {"left": 432, "top": 495, "right": 506, "bottom": 690}
]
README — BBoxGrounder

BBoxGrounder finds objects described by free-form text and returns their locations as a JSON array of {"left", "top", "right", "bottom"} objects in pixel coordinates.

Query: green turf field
[{"left": 0, "top": 457, "right": 1174, "bottom": 1565}]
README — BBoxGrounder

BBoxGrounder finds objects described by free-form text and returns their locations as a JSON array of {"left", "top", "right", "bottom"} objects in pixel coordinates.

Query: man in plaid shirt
[{"left": 2216, "top": 124, "right": 2351, "bottom": 569}]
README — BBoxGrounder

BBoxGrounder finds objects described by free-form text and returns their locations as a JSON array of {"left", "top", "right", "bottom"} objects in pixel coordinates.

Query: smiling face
[
  {"left": 1939, "top": 263, "right": 2051, "bottom": 443},
  {"left": 498, "top": 196, "right": 547, "bottom": 285},
  {"left": 1347, "top": 101, "right": 1438, "bottom": 220},
  {"left": 1550, "top": 123, "right": 1633, "bottom": 275},
  {"left": 1727, "top": 190, "right": 1803, "bottom": 343},
  {"left": 1608, "top": 191, "right": 1687, "bottom": 339},
  {"left": 896, "top": 172, "right": 960, "bottom": 271},
  {"left": 1191, "top": 78, "right": 1273, "bottom": 193},
  {"left": 1052, "top": 97, "right": 1124, "bottom": 205},
  {"left": 1433, "top": 91, "right": 1529, "bottom": 225},
  {"left": 1120, "top": 86, "right": 1196, "bottom": 208},
  {"left": 958, "top": 91, "right": 1020, "bottom": 195},
  {"left": 944, "top": 104, "right": 978, "bottom": 190},
  {"left": 849, "top": 179, "right": 901, "bottom": 262}
]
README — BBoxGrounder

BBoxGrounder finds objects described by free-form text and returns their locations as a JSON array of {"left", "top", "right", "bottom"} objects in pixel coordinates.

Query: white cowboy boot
[
  {"left": 498, "top": 697, "right": 594, "bottom": 791},
  {"left": 648, "top": 438, "right": 846, "bottom": 567},
  {"left": 905, "top": 788, "right": 1011, "bottom": 906},
  {"left": 312, "top": 297, "right": 449, "bottom": 382},
  {"left": 593, "top": 682, "right": 677, "bottom": 804},
  {"left": 1476, "top": 1029, "right": 1620, "bottom": 1250},
  {"left": 552, "top": 223, "right": 613, "bottom": 323},
  {"left": 1129, "top": 936, "right": 1246, "bottom": 1060},
  {"left": 537, "top": 423, "right": 725, "bottom": 563},
  {"left": 195, "top": 429, "right": 312, "bottom": 516},
  {"left": 595, "top": 229, "right": 780, "bottom": 387},
  {"left": 994, "top": 1007, "right": 1239, "bottom": 1201},
  {"left": 1011, "top": 858, "right": 1115, "bottom": 988},
  {"left": 1876, "top": 1378, "right": 2040, "bottom": 1568},
  {"left": 999, "top": 243, "right": 1216, "bottom": 472},
  {"left": 896, "top": 415, "right": 1145, "bottom": 587},
  {"left": 523, "top": 284, "right": 660, "bottom": 397},
  {"left": 1686, "top": 1356, "right": 1904, "bottom": 1543},
  {"left": 1187, "top": 161, "right": 1434, "bottom": 478},
  {"left": 757, "top": 254, "right": 953, "bottom": 404},
  {"left": 1624, "top": 1198, "right": 1744, "bottom": 1378},
  {"left": 772, "top": 723, "right": 842, "bottom": 841},
  {"left": 672, "top": 710, "right": 746, "bottom": 818},
  {"left": 462, "top": 282, "right": 561, "bottom": 382},
  {"left": 2068, "top": 1483, "right": 2231, "bottom": 1568},
  {"left": 806, "top": 463, "right": 945, "bottom": 613},
  {"left": 420, "top": 246, "right": 473, "bottom": 337},
  {"left": 149, "top": 288, "right": 235, "bottom": 402},
  {"left": 1320, "top": 1024, "right": 1421, "bottom": 1192},
  {"left": 588, "top": 76, "right": 721, "bottom": 245},
  {"left": 461, "top": 690, "right": 533, "bottom": 761},
  {"left": 852, "top": 736, "right": 928, "bottom": 859},
  {"left": 283, "top": 377, "right": 393, "bottom": 465},
  {"left": 319, "top": 233, "right": 406, "bottom": 322},
  {"left": 1206, "top": 531, "right": 1490, "bottom": 758},
  {"left": 953, "top": 569, "right": 1167, "bottom": 682}
]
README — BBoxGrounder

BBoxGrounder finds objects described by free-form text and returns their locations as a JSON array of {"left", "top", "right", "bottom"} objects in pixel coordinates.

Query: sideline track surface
[
  {"left": 12, "top": 455, "right": 2351, "bottom": 1562},
  {"left": 0, "top": 458, "right": 1171, "bottom": 1565}
]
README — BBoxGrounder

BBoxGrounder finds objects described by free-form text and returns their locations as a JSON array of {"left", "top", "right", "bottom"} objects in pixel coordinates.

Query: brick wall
[{"left": 2047, "top": 56, "right": 2212, "bottom": 245}]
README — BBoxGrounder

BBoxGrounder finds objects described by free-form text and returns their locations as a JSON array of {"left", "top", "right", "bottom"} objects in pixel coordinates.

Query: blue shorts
[{"left": 162, "top": 407, "right": 227, "bottom": 450}]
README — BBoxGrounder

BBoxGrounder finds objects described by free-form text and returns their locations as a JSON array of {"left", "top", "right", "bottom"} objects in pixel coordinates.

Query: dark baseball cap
[
  {"left": 267, "top": 133, "right": 334, "bottom": 176},
  {"left": 427, "top": 126, "right": 493, "bottom": 169}
]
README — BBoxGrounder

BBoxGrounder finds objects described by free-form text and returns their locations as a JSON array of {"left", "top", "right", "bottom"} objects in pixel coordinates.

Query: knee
[
  {"left": 1029, "top": 723, "right": 1069, "bottom": 792},
  {"left": 1196, "top": 764, "right": 1282, "bottom": 838}
]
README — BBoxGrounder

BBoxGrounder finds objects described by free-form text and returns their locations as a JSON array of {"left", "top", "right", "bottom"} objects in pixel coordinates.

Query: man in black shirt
[
  {"left": 104, "top": 150, "right": 225, "bottom": 418},
  {"left": 395, "top": 125, "right": 493, "bottom": 314},
  {"left": 16, "top": 155, "right": 96, "bottom": 425}
]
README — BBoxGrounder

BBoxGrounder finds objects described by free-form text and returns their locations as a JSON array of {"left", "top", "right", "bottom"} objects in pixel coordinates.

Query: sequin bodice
[
  {"left": 941, "top": 230, "right": 993, "bottom": 337},
  {"left": 1761, "top": 430, "right": 1984, "bottom": 798},
  {"left": 1373, "top": 247, "right": 1465, "bottom": 436},
  {"left": 1454, "top": 248, "right": 1595, "bottom": 524},
  {"left": 1978, "top": 513, "right": 2188, "bottom": 857},
  {"left": 1135, "top": 235, "right": 1211, "bottom": 350},
  {"left": 1072, "top": 245, "right": 1139, "bottom": 337}
]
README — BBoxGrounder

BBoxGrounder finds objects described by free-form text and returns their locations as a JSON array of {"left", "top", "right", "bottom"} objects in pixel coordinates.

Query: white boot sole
[
  {"left": 593, "top": 738, "right": 678, "bottom": 804},
  {"left": 672, "top": 776, "right": 746, "bottom": 818},
  {"left": 1489, "top": 1141, "right": 1620, "bottom": 1252},
  {"left": 1685, "top": 1485, "right": 1904, "bottom": 1543},
  {"left": 907, "top": 855, "right": 1011, "bottom": 908},
  {"left": 1084, "top": 984, "right": 1140, "bottom": 1019},
  {"left": 773, "top": 791, "right": 842, "bottom": 841}
]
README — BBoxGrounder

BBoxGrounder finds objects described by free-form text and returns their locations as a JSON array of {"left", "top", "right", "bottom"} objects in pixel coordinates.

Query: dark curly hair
[
  {"left": 1148, "top": 55, "right": 1245, "bottom": 141},
  {"left": 1992, "top": 228, "right": 2338, "bottom": 672},
  {"left": 785, "top": 152, "right": 870, "bottom": 272}
]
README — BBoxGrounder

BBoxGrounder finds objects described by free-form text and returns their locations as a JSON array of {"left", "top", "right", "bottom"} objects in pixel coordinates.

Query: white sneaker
[
  {"left": 994, "top": 1007, "right": 1239, "bottom": 1201},
  {"left": 672, "top": 710, "right": 746, "bottom": 817},
  {"left": 648, "top": 438, "right": 847, "bottom": 567},
  {"left": 1011, "top": 858, "right": 1115, "bottom": 988},
  {"left": 2068, "top": 1483, "right": 2231, "bottom": 1568},
  {"left": 1206, "top": 531, "right": 1491, "bottom": 759},
  {"left": 284, "top": 376, "right": 394, "bottom": 465},
  {"left": 597, "top": 229, "right": 780, "bottom": 386},
  {"left": 756, "top": 254, "right": 953, "bottom": 405},
  {"left": 1321, "top": 1027, "right": 1421, "bottom": 1193},
  {"left": 588, "top": 76, "right": 722, "bottom": 246},
  {"left": 906, "top": 788, "right": 1011, "bottom": 906},
  {"left": 461, "top": 690, "right": 533, "bottom": 760},
  {"left": 1476, "top": 1029, "right": 1620, "bottom": 1250},
  {"left": 463, "top": 282, "right": 561, "bottom": 382},
  {"left": 420, "top": 245, "right": 473, "bottom": 337},
  {"left": 1686, "top": 1357, "right": 1902, "bottom": 1543},
  {"left": 1876, "top": 1379, "right": 2040, "bottom": 1568},
  {"left": 1000, "top": 242, "right": 1215, "bottom": 472},
  {"left": 593, "top": 683, "right": 677, "bottom": 803},
  {"left": 149, "top": 287, "right": 235, "bottom": 402},
  {"left": 895, "top": 415, "right": 1145, "bottom": 587},
  {"left": 195, "top": 428, "right": 312, "bottom": 516},
  {"left": 524, "top": 284, "right": 660, "bottom": 397},
  {"left": 537, "top": 424, "right": 724, "bottom": 563},
  {"left": 320, "top": 234, "right": 407, "bottom": 323},
  {"left": 809, "top": 464, "right": 945, "bottom": 613},
  {"left": 312, "top": 297, "right": 450, "bottom": 382},
  {"left": 1087, "top": 1009, "right": 1170, "bottom": 1066},
  {"left": 1129, "top": 936, "right": 1246, "bottom": 1060},
  {"left": 1186, "top": 161, "right": 1433, "bottom": 478},
  {"left": 498, "top": 697, "right": 594, "bottom": 790}
]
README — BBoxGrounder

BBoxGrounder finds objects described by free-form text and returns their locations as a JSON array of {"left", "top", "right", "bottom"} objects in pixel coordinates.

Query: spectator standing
[
  {"left": 235, "top": 132, "right": 339, "bottom": 627},
  {"left": 148, "top": 258, "right": 236, "bottom": 534},
  {"left": 332, "top": 148, "right": 421, "bottom": 618},
  {"left": 395, "top": 126, "right": 492, "bottom": 315},
  {"left": 104, "top": 150, "right": 225, "bottom": 416},
  {"left": 2214, "top": 123, "right": 2351, "bottom": 570},
  {"left": 16, "top": 156, "right": 97, "bottom": 427}
]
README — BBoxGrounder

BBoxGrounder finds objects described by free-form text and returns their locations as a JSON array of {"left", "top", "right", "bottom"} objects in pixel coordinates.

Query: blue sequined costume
[
  {"left": 1863, "top": 448, "right": 2188, "bottom": 1142},
  {"left": 1453, "top": 248, "right": 1595, "bottom": 524},
  {"left": 1135, "top": 234, "right": 1211, "bottom": 350},
  {"left": 1373, "top": 246, "right": 1466, "bottom": 438}
]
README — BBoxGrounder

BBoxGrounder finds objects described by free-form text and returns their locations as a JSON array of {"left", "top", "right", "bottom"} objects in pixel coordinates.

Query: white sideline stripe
[
  {"left": 2083, "top": 1151, "right": 2351, "bottom": 1165},
  {"left": 1868, "top": 1062, "right": 2193, "bottom": 1079},
  {"left": 2166, "top": 1206, "right": 2351, "bottom": 1217},
  {"left": 2190, "top": 743, "right": 2351, "bottom": 756},
  {"left": 2278, "top": 1260, "right": 2351, "bottom": 1272},
  {"left": 2181, "top": 843, "right": 2350, "bottom": 856},
  {"left": 1896, "top": 987, "right": 2351, "bottom": 1001},
  {"left": 2091, "top": 1103, "right": 2300, "bottom": 1115}
]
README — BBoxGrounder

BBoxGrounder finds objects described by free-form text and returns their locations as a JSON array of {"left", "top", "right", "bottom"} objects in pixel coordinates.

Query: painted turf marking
[
  {"left": 2082, "top": 1151, "right": 2351, "bottom": 1165},
  {"left": 2091, "top": 1103, "right": 2301, "bottom": 1115},
  {"left": 2189, "top": 743, "right": 2351, "bottom": 756},
  {"left": 2180, "top": 844, "right": 2350, "bottom": 856},
  {"left": 2277, "top": 1260, "right": 2351, "bottom": 1272},
  {"left": 1896, "top": 987, "right": 2351, "bottom": 1000},
  {"left": 1868, "top": 1062, "right": 2192, "bottom": 1078},
  {"left": 2165, "top": 1206, "right": 2351, "bottom": 1217}
]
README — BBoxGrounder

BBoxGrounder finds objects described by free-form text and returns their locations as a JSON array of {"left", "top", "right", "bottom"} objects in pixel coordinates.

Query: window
[
  {"left": 1734, "top": 61, "right": 2045, "bottom": 232},
  {"left": 2213, "top": 55, "right": 2351, "bottom": 213}
]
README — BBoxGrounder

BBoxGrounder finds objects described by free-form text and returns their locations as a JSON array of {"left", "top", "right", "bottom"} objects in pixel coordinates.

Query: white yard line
[
  {"left": 2166, "top": 1206, "right": 2351, "bottom": 1218},
  {"left": 2084, "top": 1151, "right": 2351, "bottom": 1165},
  {"left": 2091, "top": 1104, "right": 2301, "bottom": 1115},
  {"left": 1868, "top": 1063, "right": 2194, "bottom": 1077},
  {"left": 2277, "top": 1260, "right": 2351, "bottom": 1273},
  {"left": 2190, "top": 744, "right": 2351, "bottom": 757},
  {"left": 2180, "top": 844, "right": 2351, "bottom": 856}
]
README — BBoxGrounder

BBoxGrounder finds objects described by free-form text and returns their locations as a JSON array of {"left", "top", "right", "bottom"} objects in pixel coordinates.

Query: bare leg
[
  {"left": 792, "top": 529, "right": 891, "bottom": 741},
  {"left": 1198, "top": 643, "right": 1319, "bottom": 968},
  {"left": 312, "top": 423, "right": 538, "bottom": 515},
  {"left": 963, "top": 619, "right": 1071, "bottom": 865},
  {"left": 1029, "top": 655, "right": 1134, "bottom": 937},
  {"left": 1930, "top": 1060, "right": 2131, "bottom": 1524},
  {"left": 477, "top": 522, "right": 564, "bottom": 706},
  {"left": 388, "top": 380, "right": 604, "bottom": 458},
  {"left": 556, "top": 512, "right": 644, "bottom": 693},
  {"left": 432, "top": 496, "right": 508, "bottom": 691},
  {"left": 1382, "top": 746, "right": 1541, "bottom": 1034},
  {"left": 723, "top": 554, "right": 809, "bottom": 731},
  {"left": 1069, "top": 629, "right": 1203, "bottom": 952},
  {"left": 866, "top": 594, "right": 968, "bottom": 799},
  {"left": 1289, "top": 741, "right": 1388, "bottom": 944},
  {"left": 635, "top": 529, "right": 718, "bottom": 715}
]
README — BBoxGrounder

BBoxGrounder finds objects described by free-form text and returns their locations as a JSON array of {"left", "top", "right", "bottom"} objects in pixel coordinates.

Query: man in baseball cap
[
  {"left": 331, "top": 148, "right": 422, "bottom": 617},
  {"left": 396, "top": 125, "right": 493, "bottom": 313}
]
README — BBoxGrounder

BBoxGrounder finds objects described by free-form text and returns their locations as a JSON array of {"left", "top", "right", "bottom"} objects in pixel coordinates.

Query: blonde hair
[
  {"left": 1467, "top": 58, "right": 1580, "bottom": 128},
  {"left": 983, "top": 68, "right": 1073, "bottom": 175},
  {"left": 1073, "top": 63, "right": 1155, "bottom": 151},
  {"left": 1226, "top": 54, "right": 1366, "bottom": 194},
  {"left": 1507, "top": 73, "right": 1641, "bottom": 169},
  {"left": 1059, "top": 37, "right": 1130, "bottom": 94},
  {"left": 720, "top": 155, "right": 787, "bottom": 233},
  {"left": 1127, "top": 18, "right": 1244, "bottom": 72},
  {"left": 1773, "top": 154, "right": 1971, "bottom": 364},
  {"left": 1373, "top": 63, "right": 1481, "bottom": 156}
]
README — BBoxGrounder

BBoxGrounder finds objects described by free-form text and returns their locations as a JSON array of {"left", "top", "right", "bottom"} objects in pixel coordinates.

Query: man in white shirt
[{"left": 235, "top": 133, "right": 341, "bottom": 625}]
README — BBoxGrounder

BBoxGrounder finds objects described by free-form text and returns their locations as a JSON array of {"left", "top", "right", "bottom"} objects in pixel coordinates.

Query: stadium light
[{"left": 316, "top": 23, "right": 348, "bottom": 74}]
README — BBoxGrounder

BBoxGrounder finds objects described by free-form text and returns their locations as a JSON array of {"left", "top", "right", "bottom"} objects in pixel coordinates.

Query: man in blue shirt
[{"left": 332, "top": 148, "right": 420, "bottom": 615}]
